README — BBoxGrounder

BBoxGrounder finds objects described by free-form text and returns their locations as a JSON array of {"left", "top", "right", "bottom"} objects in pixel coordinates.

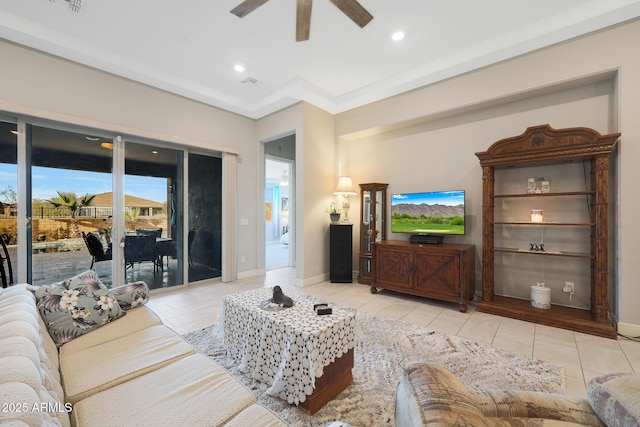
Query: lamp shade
[{"left": 334, "top": 176, "right": 356, "bottom": 195}]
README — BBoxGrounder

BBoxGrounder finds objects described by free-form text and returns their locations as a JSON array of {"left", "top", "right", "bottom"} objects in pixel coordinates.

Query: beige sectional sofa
[{"left": 0, "top": 283, "right": 289, "bottom": 426}]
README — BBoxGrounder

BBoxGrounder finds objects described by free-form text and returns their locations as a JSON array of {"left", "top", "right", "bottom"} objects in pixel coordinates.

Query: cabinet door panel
[
  {"left": 415, "top": 252, "right": 459, "bottom": 297},
  {"left": 375, "top": 249, "right": 413, "bottom": 289}
]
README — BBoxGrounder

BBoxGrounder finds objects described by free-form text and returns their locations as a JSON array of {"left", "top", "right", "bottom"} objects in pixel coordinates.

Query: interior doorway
[{"left": 265, "top": 157, "right": 292, "bottom": 270}]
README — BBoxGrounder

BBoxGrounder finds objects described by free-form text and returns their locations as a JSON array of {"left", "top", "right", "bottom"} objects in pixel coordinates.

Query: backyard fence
[{"left": 1, "top": 206, "right": 166, "bottom": 219}]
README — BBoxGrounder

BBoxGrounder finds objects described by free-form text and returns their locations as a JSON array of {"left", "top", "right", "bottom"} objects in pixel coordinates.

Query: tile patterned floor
[{"left": 145, "top": 267, "right": 640, "bottom": 399}]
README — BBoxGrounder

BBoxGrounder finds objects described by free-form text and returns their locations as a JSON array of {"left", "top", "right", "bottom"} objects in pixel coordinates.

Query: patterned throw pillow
[
  {"left": 28, "top": 271, "right": 125, "bottom": 347},
  {"left": 107, "top": 281, "right": 150, "bottom": 310},
  {"left": 588, "top": 372, "right": 640, "bottom": 427},
  {"left": 54, "top": 269, "right": 108, "bottom": 292}
]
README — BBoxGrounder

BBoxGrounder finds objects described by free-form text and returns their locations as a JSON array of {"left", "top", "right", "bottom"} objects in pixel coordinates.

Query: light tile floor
[{"left": 145, "top": 267, "right": 640, "bottom": 399}]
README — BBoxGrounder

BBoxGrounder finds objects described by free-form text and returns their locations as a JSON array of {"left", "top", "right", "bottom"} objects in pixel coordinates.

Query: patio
[{"left": 3, "top": 243, "right": 219, "bottom": 290}]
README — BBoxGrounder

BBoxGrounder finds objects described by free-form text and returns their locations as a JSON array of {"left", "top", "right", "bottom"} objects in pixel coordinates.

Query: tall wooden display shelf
[
  {"left": 357, "top": 183, "right": 388, "bottom": 284},
  {"left": 475, "top": 125, "right": 619, "bottom": 339}
]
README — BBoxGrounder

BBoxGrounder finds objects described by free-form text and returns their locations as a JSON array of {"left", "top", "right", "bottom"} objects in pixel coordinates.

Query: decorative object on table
[
  {"left": 531, "top": 282, "right": 551, "bottom": 309},
  {"left": 259, "top": 299, "right": 292, "bottom": 311},
  {"left": 271, "top": 285, "right": 294, "bottom": 307},
  {"left": 326, "top": 201, "right": 341, "bottom": 223},
  {"left": 314, "top": 303, "right": 333, "bottom": 315},
  {"left": 530, "top": 209, "right": 543, "bottom": 223},
  {"left": 333, "top": 176, "right": 357, "bottom": 223}
]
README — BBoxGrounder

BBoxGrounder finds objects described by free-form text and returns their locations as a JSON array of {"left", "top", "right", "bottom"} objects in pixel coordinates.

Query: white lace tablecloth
[{"left": 221, "top": 287, "right": 361, "bottom": 405}]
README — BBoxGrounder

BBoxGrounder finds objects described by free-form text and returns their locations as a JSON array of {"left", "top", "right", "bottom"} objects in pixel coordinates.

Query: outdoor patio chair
[
  {"left": 0, "top": 237, "right": 13, "bottom": 288},
  {"left": 82, "top": 231, "right": 112, "bottom": 269},
  {"left": 124, "top": 234, "right": 159, "bottom": 272}
]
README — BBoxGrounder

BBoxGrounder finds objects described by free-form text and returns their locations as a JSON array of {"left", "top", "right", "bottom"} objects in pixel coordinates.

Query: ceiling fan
[{"left": 230, "top": 0, "right": 374, "bottom": 42}]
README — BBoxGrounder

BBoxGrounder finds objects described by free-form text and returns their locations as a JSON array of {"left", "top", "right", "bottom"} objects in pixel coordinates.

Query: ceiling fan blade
[
  {"left": 230, "top": 0, "right": 270, "bottom": 18},
  {"left": 296, "top": 0, "right": 312, "bottom": 42},
  {"left": 329, "top": 0, "right": 373, "bottom": 28}
]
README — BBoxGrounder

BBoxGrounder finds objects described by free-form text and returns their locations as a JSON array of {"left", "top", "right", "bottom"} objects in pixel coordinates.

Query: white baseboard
[
  {"left": 296, "top": 273, "right": 327, "bottom": 288},
  {"left": 236, "top": 269, "right": 260, "bottom": 280},
  {"left": 616, "top": 321, "right": 640, "bottom": 338}
]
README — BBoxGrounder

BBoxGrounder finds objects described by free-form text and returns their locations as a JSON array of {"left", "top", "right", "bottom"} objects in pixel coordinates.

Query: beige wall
[
  {"left": 256, "top": 103, "right": 337, "bottom": 286},
  {"left": 0, "top": 38, "right": 259, "bottom": 278},
  {"left": 335, "top": 19, "right": 640, "bottom": 335},
  {"left": 1, "top": 18, "right": 639, "bottom": 333}
]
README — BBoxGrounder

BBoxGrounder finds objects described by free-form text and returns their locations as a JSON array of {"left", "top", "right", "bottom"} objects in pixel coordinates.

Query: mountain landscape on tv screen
[{"left": 392, "top": 203, "right": 464, "bottom": 217}]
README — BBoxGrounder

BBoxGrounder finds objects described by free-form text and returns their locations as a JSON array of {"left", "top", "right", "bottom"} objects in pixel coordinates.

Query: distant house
[
  {"left": 0, "top": 202, "right": 17, "bottom": 217},
  {"left": 91, "top": 192, "right": 165, "bottom": 217}
]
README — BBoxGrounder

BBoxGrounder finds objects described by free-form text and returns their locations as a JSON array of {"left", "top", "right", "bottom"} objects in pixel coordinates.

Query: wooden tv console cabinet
[{"left": 371, "top": 240, "right": 475, "bottom": 312}]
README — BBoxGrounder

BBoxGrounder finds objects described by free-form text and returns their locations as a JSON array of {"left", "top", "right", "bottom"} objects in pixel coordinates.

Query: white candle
[{"left": 531, "top": 209, "right": 543, "bottom": 223}]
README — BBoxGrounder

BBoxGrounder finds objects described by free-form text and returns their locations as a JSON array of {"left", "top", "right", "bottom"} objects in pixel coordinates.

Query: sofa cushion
[
  {"left": 396, "top": 363, "right": 494, "bottom": 427},
  {"left": 587, "top": 372, "right": 640, "bottom": 427},
  {"left": 224, "top": 404, "right": 289, "bottom": 427},
  {"left": 28, "top": 282, "right": 125, "bottom": 347},
  {"left": 71, "top": 354, "right": 269, "bottom": 426},
  {"left": 107, "top": 280, "right": 150, "bottom": 310},
  {"left": 59, "top": 305, "right": 162, "bottom": 354},
  {"left": 60, "top": 324, "right": 194, "bottom": 404}
]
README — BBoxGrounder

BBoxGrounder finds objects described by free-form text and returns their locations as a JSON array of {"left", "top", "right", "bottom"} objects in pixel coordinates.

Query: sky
[
  {"left": 391, "top": 190, "right": 465, "bottom": 206},
  {"left": 0, "top": 164, "right": 167, "bottom": 203}
]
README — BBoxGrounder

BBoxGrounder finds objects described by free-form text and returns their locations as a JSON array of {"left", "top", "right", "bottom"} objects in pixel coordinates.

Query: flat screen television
[{"left": 391, "top": 190, "right": 465, "bottom": 235}]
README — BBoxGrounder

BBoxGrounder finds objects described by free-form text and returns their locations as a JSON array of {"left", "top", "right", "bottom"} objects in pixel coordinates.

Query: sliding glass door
[
  {"left": 5, "top": 117, "right": 224, "bottom": 289},
  {"left": 124, "top": 141, "right": 184, "bottom": 289},
  {"left": 187, "top": 153, "right": 222, "bottom": 282},
  {"left": 29, "top": 125, "right": 114, "bottom": 286}
]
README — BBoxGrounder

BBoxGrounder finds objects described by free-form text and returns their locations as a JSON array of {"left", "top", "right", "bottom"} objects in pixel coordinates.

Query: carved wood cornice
[{"left": 475, "top": 124, "right": 619, "bottom": 167}]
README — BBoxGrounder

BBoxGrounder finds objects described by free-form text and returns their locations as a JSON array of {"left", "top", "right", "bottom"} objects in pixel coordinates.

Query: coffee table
[{"left": 221, "top": 287, "right": 361, "bottom": 414}]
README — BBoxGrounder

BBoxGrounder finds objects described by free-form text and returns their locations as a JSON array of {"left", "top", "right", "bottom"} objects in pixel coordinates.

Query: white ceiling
[{"left": 1, "top": 0, "right": 639, "bottom": 119}]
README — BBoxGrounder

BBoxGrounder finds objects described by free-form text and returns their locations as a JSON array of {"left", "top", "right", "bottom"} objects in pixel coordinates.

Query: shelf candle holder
[{"left": 531, "top": 209, "right": 543, "bottom": 223}]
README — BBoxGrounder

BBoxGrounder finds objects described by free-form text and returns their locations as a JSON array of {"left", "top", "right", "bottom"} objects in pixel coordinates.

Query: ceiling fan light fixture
[{"left": 231, "top": 0, "right": 373, "bottom": 42}]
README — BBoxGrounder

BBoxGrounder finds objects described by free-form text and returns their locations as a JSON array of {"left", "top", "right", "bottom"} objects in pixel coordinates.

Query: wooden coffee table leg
[{"left": 298, "top": 348, "right": 354, "bottom": 415}]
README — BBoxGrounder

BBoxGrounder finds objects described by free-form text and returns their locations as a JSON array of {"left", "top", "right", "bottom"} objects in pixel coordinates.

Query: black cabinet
[{"left": 330, "top": 224, "right": 353, "bottom": 283}]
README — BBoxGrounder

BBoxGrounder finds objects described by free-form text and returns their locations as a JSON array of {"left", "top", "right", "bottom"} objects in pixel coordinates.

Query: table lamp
[{"left": 334, "top": 176, "right": 357, "bottom": 223}]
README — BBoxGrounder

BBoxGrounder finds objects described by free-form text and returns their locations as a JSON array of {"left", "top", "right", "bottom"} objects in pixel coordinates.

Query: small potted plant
[{"left": 326, "top": 202, "right": 341, "bottom": 223}]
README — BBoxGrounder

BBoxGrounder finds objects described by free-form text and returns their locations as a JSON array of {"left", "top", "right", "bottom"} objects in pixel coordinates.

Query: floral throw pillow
[
  {"left": 54, "top": 269, "right": 107, "bottom": 292},
  {"left": 107, "top": 281, "right": 150, "bottom": 310},
  {"left": 28, "top": 281, "right": 125, "bottom": 347}
]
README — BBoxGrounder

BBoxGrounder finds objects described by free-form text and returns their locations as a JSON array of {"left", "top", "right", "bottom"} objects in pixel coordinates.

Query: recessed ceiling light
[
  {"left": 10, "top": 130, "right": 18, "bottom": 135},
  {"left": 234, "top": 64, "right": 245, "bottom": 73},
  {"left": 392, "top": 31, "right": 405, "bottom": 41},
  {"left": 85, "top": 136, "right": 100, "bottom": 141},
  {"left": 151, "top": 150, "right": 158, "bottom": 154}
]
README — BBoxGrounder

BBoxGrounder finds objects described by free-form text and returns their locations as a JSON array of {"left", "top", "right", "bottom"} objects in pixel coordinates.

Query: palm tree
[
  {"left": 47, "top": 191, "right": 96, "bottom": 238},
  {"left": 124, "top": 207, "right": 140, "bottom": 231}
]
